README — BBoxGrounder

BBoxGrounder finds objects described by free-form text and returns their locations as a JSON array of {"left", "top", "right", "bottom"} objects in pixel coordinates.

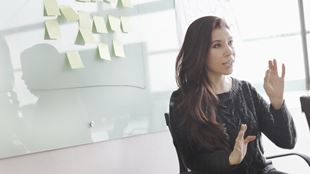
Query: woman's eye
[
  {"left": 228, "top": 40, "right": 233, "bottom": 46},
  {"left": 213, "top": 43, "right": 221, "bottom": 48}
]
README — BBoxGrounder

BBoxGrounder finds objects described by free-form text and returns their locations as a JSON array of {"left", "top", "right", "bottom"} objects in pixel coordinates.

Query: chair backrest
[
  {"left": 300, "top": 96, "right": 310, "bottom": 131},
  {"left": 165, "top": 113, "right": 191, "bottom": 173}
]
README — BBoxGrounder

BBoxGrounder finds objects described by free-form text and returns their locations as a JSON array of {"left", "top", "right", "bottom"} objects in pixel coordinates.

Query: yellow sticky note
[
  {"left": 79, "top": 11, "right": 92, "bottom": 30},
  {"left": 59, "top": 6, "right": 78, "bottom": 22},
  {"left": 113, "top": 40, "right": 125, "bottom": 58},
  {"left": 76, "top": 0, "right": 91, "bottom": 2},
  {"left": 93, "top": 16, "right": 108, "bottom": 33},
  {"left": 75, "top": 28, "right": 95, "bottom": 45},
  {"left": 44, "top": 0, "right": 60, "bottom": 16},
  {"left": 121, "top": 0, "right": 133, "bottom": 8},
  {"left": 120, "top": 16, "right": 130, "bottom": 33},
  {"left": 108, "top": 15, "right": 120, "bottom": 32},
  {"left": 98, "top": 43, "right": 111, "bottom": 61},
  {"left": 66, "top": 51, "right": 84, "bottom": 69},
  {"left": 44, "top": 19, "right": 61, "bottom": 40}
]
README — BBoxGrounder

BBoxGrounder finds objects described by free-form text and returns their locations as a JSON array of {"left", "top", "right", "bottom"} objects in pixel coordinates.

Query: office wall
[{"left": 0, "top": 130, "right": 179, "bottom": 174}]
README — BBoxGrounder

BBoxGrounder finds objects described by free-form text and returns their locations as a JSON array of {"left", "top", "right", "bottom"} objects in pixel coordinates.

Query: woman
[{"left": 169, "top": 16, "right": 296, "bottom": 174}]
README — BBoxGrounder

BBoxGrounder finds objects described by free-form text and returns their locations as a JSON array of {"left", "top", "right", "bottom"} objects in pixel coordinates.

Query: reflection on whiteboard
[
  {"left": 0, "top": 0, "right": 177, "bottom": 159},
  {"left": 20, "top": 43, "right": 145, "bottom": 90},
  {"left": 0, "top": 37, "right": 13, "bottom": 92}
]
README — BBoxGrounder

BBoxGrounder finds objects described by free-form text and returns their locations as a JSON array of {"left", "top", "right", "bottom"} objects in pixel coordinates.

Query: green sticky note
[
  {"left": 78, "top": 11, "right": 92, "bottom": 30},
  {"left": 44, "top": 0, "right": 60, "bottom": 16},
  {"left": 75, "top": 28, "right": 95, "bottom": 45},
  {"left": 44, "top": 19, "right": 61, "bottom": 40},
  {"left": 113, "top": 39, "right": 125, "bottom": 58},
  {"left": 59, "top": 6, "right": 78, "bottom": 22},
  {"left": 120, "top": 16, "right": 130, "bottom": 33},
  {"left": 93, "top": 16, "right": 108, "bottom": 33},
  {"left": 108, "top": 15, "right": 120, "bottom": 32},
  {"left": 98, "top": 43, "right": 111, "bottom": 61},
  {"left": 121, "top": 0, "right": 133, "bottom": 8},
  {"left": 66, "top": 51, "right": 85, "bottom": 69}
]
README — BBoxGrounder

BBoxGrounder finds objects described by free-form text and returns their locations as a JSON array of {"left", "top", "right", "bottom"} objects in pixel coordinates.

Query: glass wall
[
  {"left": 304, "top": 0, "right": 310, "bottom": 87},
  {"left": 231, "top": 0, "right": 305, "bottom": 92}
]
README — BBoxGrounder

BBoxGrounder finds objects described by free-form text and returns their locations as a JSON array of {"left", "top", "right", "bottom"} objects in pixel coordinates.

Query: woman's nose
[{"left": 225, "top": 44, "right": 234, "bottom": 56}]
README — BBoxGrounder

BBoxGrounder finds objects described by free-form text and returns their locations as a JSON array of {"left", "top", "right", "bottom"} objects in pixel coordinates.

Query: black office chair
[
  {"left": 165, "top": 96, "right": 310, "bottom": 174},
  {"left": 300, "top": 96, "right": 310, "bottom": 131},
  {"left": 165, "top": 112, "right": 194, "bottom": 174}
]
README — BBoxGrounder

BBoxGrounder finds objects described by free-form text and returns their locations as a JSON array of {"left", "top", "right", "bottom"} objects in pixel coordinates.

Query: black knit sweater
[{"left": 169, "top": 78, "right": 296, "bottom": 174}]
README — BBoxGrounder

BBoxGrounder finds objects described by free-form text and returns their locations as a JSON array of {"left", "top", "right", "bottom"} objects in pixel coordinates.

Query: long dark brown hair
[{"left": 176, "top": 16, "right": 230, "bottom": 151}]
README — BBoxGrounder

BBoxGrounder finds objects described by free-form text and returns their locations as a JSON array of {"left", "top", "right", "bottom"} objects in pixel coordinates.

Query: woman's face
[{"left": 207, "top": 27, "right": 235, "bottom": 77}]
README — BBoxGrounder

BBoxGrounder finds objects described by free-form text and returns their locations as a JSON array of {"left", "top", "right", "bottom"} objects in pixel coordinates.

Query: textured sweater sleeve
[
  {"left": 249, "top": 84, "right": 297, "bottom": 149},
  {"left": 192, "top": 150, "right": 236, "bottom": 173},
  {"left": 169, "top": 91, "right": 236, "bottom": 173}
]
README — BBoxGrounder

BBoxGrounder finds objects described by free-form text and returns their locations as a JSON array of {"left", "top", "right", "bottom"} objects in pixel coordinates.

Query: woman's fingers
[
  {"left": 268, "top": 59, "right": 285, "bottom": 78},
  {"left": 273, "top": 59, "right": 278, "bottom": 75},
  {"left": 281, "top": 63, "right": 285, "bottom": 79},
  {"left": 264, "top": 69, "right": 270, "bottom": 83},
  {"left": 268, "top": 60, "right": 272, "bottom": 70},
  {"left": 236, "top": 124, "right": 256, "bottom": 144},
  {"left": 237, "top": 124, "right": 247, "bottom": 140}
]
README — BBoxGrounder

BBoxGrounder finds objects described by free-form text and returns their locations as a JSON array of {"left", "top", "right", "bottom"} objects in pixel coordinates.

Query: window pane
[
  {"left": 304, "top": 0, "right": 310, "bottom": 85},
  {"left": 231, "top": 0, "right": 306, "bottom": 91}
]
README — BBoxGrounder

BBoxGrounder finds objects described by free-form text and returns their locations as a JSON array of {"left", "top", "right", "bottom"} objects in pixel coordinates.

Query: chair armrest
[{"left": 266, "top": 152, "right": 310, "bottom": 167}]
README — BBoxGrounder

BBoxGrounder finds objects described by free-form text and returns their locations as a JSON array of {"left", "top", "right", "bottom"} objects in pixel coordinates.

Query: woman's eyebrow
[
  {"left": 211, "top": 37, "right": 233, "bottom": 44},
  {"left": 211, "top": 40, "right": 221, "bottom": 44}
]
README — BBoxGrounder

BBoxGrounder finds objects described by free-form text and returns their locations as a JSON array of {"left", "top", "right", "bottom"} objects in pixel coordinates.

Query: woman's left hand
[{"left": 263, "top": 59, "right": 285, "bottom": 109}]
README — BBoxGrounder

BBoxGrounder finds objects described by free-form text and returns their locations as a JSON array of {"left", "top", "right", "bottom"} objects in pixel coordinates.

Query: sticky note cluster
[{"left": 44, "top": 0, "right": 133, "bottom": 69}]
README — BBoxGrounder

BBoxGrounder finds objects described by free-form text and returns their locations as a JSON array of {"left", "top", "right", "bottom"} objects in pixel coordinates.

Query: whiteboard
[{"left": 0, "top": 0, "right": 178, "bottom": 159}]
